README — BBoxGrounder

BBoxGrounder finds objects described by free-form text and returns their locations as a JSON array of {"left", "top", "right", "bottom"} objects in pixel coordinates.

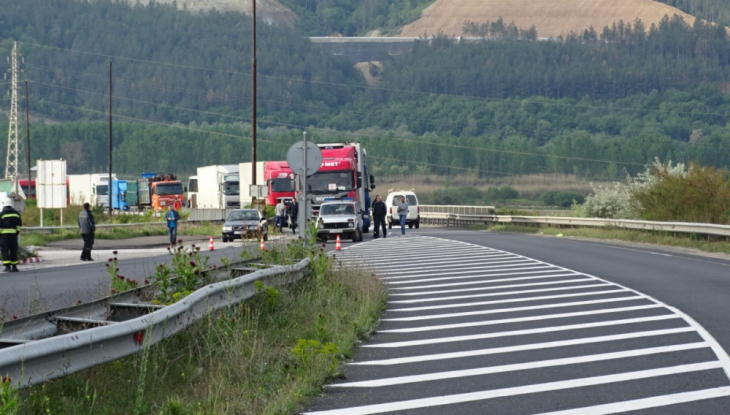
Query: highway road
[{"left": 305, "top": 229, "right": 730, "bottom": 414}]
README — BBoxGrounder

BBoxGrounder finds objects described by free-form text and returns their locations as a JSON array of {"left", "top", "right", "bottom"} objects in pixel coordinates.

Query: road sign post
[{"left": 286, "top": 132, "right": 322, "bottom": 242}]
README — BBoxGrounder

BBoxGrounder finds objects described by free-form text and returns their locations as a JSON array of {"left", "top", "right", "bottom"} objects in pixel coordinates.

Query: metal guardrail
[
  {"left": 0, "top": 258, "right": 310, "bottom": 387},
  {"left": 420, "top": 212, "right": 730, "bottom": 239},
  {"left": 419, "top": 205, "right": 495, "bottom": 215}
]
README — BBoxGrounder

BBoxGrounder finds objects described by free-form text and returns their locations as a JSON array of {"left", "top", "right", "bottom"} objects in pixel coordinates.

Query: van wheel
[
  {"left": 408, "top": 223, "right": 414, "bottom": 229},
  {"left": 415, "top": 220, "right": 420, "bottom": 229}
]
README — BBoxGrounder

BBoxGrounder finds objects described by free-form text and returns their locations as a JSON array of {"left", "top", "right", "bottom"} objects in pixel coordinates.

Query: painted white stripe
[
  {"left": 379, "top": 305, "right": 665, "bottom": 333},
  {"left": 343, "top": 240, "right": 478, "bottom": 250},
  {"left": 383, "top": 296, "right": 646, "bottom": 322},
  {"left": 364, "top": 314, "right": 681, "bottom": 348},
  {"left": 339, "top": 252, "right": 517, "bottom": 264},
  {"left": 339, "top": 246, "right": 497, "bottom": 257},
  {"left": 353, "top": 327, "right": 695, "bottom": 365},
  {"left": 377, "top": 259, "right": 535, "bottom": 274},
  {"left": 389, "top": 273, "right": 586, "bottom": 290},
  {"left": 390, "top": 283, "right": 611, "bottom": 303},
  {"left": 380, "top": 263, "right": 542, "bottom": 278},
  {"left": 334, "top": 343, "right": 709, "bottom": 387},
  {"left": 385, "top": 268, "right": 561, "bottom": 284},
  {"left": 302, "top": 362, "right": 722, "bottom": 415},
  {"left": 388, "top": 289, "right": 629, "bottom": 312},
  {"left": 390, "top": 278, "right": 595, "bottom": 296},
  {"left": 536, "top": 386, "right": 730, "bottom": 415}
]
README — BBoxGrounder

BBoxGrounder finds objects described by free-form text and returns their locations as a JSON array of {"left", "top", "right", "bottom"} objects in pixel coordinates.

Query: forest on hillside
[
  {"left": 2, "top": 1, "right": 730, "bottom": 180},
  {"left": 660, "top": 0, "right": 730, "bottom": 27}
]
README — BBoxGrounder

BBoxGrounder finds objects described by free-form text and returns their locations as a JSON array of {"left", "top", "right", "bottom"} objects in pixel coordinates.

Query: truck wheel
[{"left": 415, "top": 219, "right": 420, "bottom": 229}]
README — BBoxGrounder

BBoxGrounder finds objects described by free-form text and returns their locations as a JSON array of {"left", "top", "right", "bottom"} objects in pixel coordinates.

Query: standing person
[
  {"left": 275, "top": 200, "right": 286, "bottom": 233},
  {"left": 78, "top": 202, "right": 96, "bottom": 261},
  {"left": 288, "top": 198, "right": 299, "bottom": 235},
  {"left": 165, "top": 205, "right": 181, "bottom": 246},
  {"left": 0, "top": 198, "right": 22, "bottom": 272},
  {"left": 371, "top": 195, "right": 387, "bottom": 239},
  {"left": 397, "top": 195, "right": 409, "bottom": 236}
]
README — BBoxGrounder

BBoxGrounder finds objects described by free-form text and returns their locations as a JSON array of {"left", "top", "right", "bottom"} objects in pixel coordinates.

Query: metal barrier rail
[
  {"left": 419, "top": 205, "right": 495, "bottom": 215},
  {"left": 0, "top": 258, "right": 310, "bottom": 387},
  {"left": 420, "top": 212, "right": 730, "bottom": 239}
]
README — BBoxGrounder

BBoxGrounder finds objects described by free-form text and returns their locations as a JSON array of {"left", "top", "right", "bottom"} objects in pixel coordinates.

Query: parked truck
[
  {"left": 306, "top": 143, "right": 375, "bottom": 232},
  {"left": 196, "top": 165, "right": 240, "bottom": 209},
  {"left": 264, "top": 161, "right": 295, "bottom": 206},
  {"left": 239, "top": 162, "right": 265, "bottom": 207},
  {"left": 68, "top": 174, "right": 117, "bottom": 207},
  {"left": 125, "top": 173, "right": 185, "bottom": 212}
]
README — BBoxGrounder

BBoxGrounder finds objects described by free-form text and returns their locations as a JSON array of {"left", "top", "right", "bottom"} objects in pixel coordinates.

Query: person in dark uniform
[
  {"left": 371, "top": 195, "right": 387, "bottom": 239},
  {"left": 78, "top": 202, "right": 96, "bottom": 261},
  {"left": 288, "top": 198, "right": 299, "bottom": 235},
  {"left": 0, "top": 197, "right": 22, "bottom": 272}
]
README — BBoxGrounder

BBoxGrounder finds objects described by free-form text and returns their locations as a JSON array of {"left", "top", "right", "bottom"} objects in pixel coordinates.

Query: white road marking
[
  {"left": 389, "top": 283, "right": 612, "bottom": 303},
  {"left": 378, "top": 304, "right": 665, "bottom": 333},
  {"left": 382, "top": 296, "right": 648, "bottom": 322},
  {"left": 365, "top": 314, "right": 682, "bottom": 348},
  {"left": 535, "top": 386, "right": 730, "bottom": 414},
  {"left": 339, "top": 252, "right": 517, "bottom": 264},
  {"left": 389, "top": 278, "right": 597, "bottom": 296},
  {"left": 353, "top": 327, "right": 696, "bottom": 365},
  {"left": 334, "top": 343, "right": 709, "bottom": 387},
  {"left": 384, "top": 268, "right": 565, "bottom": 284},
  {"left": 388, "top": 273, "right": 584, "bottom": 290},
  {"left": 387, "top": 289, "right": 629, "bottom": 312},
  {"left": 303, "top": 362, "right": 723, "bottom": 415},
  {"left": 376, "top": 259, "right": 535, "bottom": 275}
]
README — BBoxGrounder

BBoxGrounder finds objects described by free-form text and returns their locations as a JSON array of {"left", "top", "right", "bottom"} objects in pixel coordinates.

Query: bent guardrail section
[
  {"left": 420, "top": 213, "right": 730, "bottom": 239},
  {"left": 0, "top": 258, "right": 310, "bottom": 387}
]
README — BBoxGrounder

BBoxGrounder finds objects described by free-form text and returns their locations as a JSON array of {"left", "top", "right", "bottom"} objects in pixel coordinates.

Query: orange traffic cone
[
  {"left": 260, "top": 236, "right": 266, "bottom": 251},
  {"left": 208, "top": 236, "right": 215, "bottom": 251},
  {"left": 335, "top": 235, "right": 342, "bottom": 251}
]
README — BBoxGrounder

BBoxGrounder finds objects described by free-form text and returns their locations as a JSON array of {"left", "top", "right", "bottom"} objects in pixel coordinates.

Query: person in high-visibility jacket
[{"left": 0, "top": 197, "right": 22, "bottom": 272}]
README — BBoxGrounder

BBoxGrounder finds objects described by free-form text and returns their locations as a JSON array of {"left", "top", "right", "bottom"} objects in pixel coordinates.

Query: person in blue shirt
[{"left": 165, "top": 205, "right": 181, "bottom": 246}]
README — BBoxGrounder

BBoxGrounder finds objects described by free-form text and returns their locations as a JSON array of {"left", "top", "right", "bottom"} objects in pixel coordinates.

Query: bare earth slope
[{"left": 401, "top": 0, "right": 697, "bottom": 38}]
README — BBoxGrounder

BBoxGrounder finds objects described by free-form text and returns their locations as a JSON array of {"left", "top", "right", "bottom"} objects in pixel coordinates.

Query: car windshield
[
  {"left": 271, "top": 178, "right": 295, "bottom": 192},
  {"left": 308, "top": 171, "right": 353, "bottom": 194},
  {"left": 320, "top": 204, "right": 356, "bottom": 215},
  {"left": 155, "top": 183, "right": 184, "bottom": 196},
  {"left": 223, "top": 181, "right": 239, "bottom": 196},
  {"left": 394, "top": 195, "right": 418, "bottom": 205},
  {"left": 227, "top": 211, "right": 259, "bottom": 221}
]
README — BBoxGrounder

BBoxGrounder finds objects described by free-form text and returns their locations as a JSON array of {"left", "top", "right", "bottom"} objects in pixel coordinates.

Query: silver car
[
  {"left": 221, "top": 209, "right": 268, "bottom": 242},
  {"left": 316, "top": 201, "right": 363, "bottom": 242}
]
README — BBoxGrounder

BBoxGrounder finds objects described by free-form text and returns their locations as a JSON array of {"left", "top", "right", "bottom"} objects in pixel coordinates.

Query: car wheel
[
  {"left": 415, "top": 219, "right": 420, "bottom": 229},
  {"left": 222, "top": 236, "right": 228, "bottom": 243},
  {"left": 351, "top": 229, "right": 360, "bottom": 242}
]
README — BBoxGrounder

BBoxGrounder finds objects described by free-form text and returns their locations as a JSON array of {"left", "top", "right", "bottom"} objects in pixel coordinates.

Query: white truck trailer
[
  {"left": 68, "top": 173, "right": 117, "bottom": 206},
  {"left": 238, "top": 162, "right": 265, "bottom": 207},
  {"left": 196, "top": 165, "right": 240, "bottom": 209}
]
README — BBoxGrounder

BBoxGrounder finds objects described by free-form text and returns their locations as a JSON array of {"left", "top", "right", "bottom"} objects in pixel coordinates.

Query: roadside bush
[
  {"left": 484, "top": 185, "right": 519, "bottom": 201},
  {"left": 541, "top": 190, "right": 585, "bottom": 207},
  {"left": 632, "top": 163, "right": 730, "bottom": 224}
]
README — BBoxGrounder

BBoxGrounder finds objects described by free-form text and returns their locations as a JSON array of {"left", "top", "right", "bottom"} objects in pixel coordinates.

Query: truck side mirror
[{"left": 357, "top": 177, "right": 363, "bottom": 188}]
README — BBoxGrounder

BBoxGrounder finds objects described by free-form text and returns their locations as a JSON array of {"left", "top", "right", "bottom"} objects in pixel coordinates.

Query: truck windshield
[
  {"left": 271, "top": 178, "right": 295, "bottom": 192},
  {"left": 155, "top": 183, "right": 184, "bottom": 196},
  {"left": 97, "top": 185, "right": 108, "bottom": 196},
  {"left": 308, "top": 171, "right": 353, "bottom": 194},
  {"left": 223, "top": 182, "right": 239, "bottom": 196}
]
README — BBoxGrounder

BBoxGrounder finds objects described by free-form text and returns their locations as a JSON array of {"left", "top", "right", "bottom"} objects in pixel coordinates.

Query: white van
[{"left": 385, "top": 191, "right": 420, "bottom": 229}]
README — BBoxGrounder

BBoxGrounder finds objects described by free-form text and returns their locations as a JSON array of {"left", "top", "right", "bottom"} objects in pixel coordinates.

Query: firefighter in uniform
[{"left": 0, "top": 197, "right": 22, "bottom": 272}]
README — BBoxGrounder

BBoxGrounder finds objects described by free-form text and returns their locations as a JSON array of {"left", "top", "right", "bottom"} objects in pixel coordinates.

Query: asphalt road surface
[{"left": 305, "top": 230, "right": 730, "bottom": 414}]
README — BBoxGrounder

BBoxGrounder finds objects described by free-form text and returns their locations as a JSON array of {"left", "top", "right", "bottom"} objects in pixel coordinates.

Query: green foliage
[
  {"left": 541, "top": 191, "right": 585, "bottom": 207},
  {"left": 149, "top": 242, "right": 211, "bottom": 304},
  {"left": 106, "top": 253, "right": 139, "bottom": 295},
  {"left": 632, "top": 164, "right": 730, "bottom": 224},
  {"left": 485, "top": 186, "right": 520, "bottom": 201},
  {"left": 0, "top": 379, "right": 20, "bottom": 415},
  {"left": 659, "top": 0, "right": 730, "bottom": 27},
  {"left": 291, "top": 339, "right": 340, "bottom": 373}
]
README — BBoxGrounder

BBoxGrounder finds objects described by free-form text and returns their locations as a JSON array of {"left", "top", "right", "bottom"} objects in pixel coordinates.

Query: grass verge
[
  {"left": 473, "top": 224, "right": 730, "bottom": 255},
  {"left": 21, "top": 222, "right": 222, "bottom": 247},
  {"left": 7, "top": 255, "right": 387, "bottom": 414}
]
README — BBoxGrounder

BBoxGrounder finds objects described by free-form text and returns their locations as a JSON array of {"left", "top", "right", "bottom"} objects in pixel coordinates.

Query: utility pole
[
  {"left": 108, "top": 61, "right": 113, "bottom": 217},
  {"left": 24, "top": 81, "right": 31, "bottom": 191},
  {"left": 251, "top": 0, "right": 258, "bottom": 209},
  {"left": 5, "top": 42, "right": 20, "bottom": 188}
]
